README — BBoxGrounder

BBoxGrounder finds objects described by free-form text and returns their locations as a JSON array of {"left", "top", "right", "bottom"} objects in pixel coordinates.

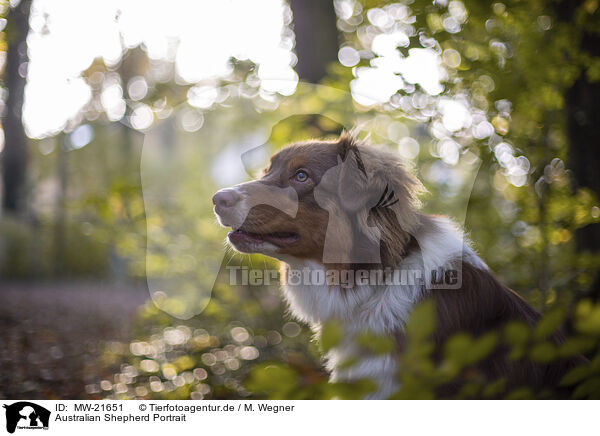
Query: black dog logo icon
[{"left": 3, "top": 402, "right": 50, "bottom": 433}]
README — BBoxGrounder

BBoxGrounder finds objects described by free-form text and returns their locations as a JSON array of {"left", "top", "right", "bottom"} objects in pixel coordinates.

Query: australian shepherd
[{"left": 213, "top": 132, "right": 581, "bottom": 399}]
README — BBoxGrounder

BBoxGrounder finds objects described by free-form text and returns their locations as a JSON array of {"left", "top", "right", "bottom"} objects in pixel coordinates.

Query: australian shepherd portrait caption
[{"left": 212, "top": 132, "right": 583, "bottom": 399}]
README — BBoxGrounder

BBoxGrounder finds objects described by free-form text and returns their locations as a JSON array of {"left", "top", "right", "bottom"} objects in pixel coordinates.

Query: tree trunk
[
  {"left": 2, "top": 0, "right": 32, "bottom": 213},
  {"left": 53, "top": 134, "right": 67, "bottom": 276},
  {"left": 555, "top": 0, "right": 600, "bottom": 300},
  {"left": 289, "top": 0, "right": 339, "bottom": 83},
  {"left": 566, "top": 34, "right": 600, "bottom": 300}
]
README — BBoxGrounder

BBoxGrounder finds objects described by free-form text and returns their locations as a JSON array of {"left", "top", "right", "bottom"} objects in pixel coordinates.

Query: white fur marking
[{"left": 281, "top": 216, "right": 486, "bottom": 399}]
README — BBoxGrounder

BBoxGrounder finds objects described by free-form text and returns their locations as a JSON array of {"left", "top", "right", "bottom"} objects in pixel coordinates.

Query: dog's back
[{"left": 425, "top": 259, "right": 583, "bottom": 398}]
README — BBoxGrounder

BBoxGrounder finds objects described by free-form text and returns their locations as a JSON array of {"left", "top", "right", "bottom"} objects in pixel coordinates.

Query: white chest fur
[{"left": 279, "top": 217, "right": 486, "bottom": 399}]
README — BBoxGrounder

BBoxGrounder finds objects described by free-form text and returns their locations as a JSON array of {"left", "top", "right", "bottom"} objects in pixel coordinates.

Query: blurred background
[{"left": 0, "top": 0, "right": 599, "bottom": 399}]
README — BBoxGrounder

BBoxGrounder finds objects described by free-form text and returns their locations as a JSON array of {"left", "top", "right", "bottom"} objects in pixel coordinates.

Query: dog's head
[{"left": 213, "top": 132, "right": 423, "bottom": 267}]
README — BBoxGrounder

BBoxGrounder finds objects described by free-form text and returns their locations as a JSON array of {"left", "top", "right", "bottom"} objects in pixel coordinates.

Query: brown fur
[
  {"left": 218, "top": 133, "right": 584, "bottom": 398},
  {"left": 239, "top": 139, "right": 340, "bottom": 260},
  {"left": 426, "top": 261, "right": 583, "bottom": 397},
  {"left": 239, "top": 133, "right": 424, "bottom": 268}
]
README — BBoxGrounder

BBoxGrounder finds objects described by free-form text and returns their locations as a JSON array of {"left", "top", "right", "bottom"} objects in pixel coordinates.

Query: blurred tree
[
  {"left": 559, "top": 1, "right": 600, "bottom": 301},
  {"left": 2, "top": 0, "right": 32, "bottom": 213},
  {"left": 289, "top": 0, "right": 339, "bottom": 82}
]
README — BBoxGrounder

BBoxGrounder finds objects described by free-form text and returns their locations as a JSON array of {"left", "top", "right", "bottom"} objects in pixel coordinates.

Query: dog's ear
[
  {"left": 337, "top": 132, "right": 380, "bottom": 212},
  {"left": 336, "top": 131, "right": 424, "bottom": 218}
]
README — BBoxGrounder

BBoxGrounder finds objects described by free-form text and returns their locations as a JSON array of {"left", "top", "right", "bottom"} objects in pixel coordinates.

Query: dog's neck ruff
[
  {"left": 279, "top": 216, "right": 486, "bottom": 398},
  {"left": 281, "top": 216, "right": 485, "bottom": 331}
]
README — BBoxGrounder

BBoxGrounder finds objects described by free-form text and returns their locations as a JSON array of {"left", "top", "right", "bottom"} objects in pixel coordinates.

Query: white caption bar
[{"left": 1, "top": 400, "right": 596, "bottom": 436}]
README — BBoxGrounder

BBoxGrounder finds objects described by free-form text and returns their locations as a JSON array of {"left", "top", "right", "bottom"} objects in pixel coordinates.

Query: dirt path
[{"left": 0, "top": 281, "right": 148, "bottom": 399}]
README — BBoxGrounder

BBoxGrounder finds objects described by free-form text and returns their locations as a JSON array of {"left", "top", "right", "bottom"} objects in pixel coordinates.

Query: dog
[{"left": 213, "top": 132, "right": 582, "bottom": 398}]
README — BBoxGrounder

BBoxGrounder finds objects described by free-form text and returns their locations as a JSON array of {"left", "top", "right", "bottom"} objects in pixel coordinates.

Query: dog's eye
[{"left": 294, "top": 170, "right": 309, "bottom": 182}]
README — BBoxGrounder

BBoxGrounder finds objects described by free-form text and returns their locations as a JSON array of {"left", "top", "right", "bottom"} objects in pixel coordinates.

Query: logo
[{"left": 3, "top": 402, "right": 50, "bottom": 434}]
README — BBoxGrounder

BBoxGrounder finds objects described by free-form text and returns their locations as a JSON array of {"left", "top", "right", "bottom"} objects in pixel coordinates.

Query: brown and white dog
[{"left": 213, "top": 133, "right": 580, "bottom": 399}]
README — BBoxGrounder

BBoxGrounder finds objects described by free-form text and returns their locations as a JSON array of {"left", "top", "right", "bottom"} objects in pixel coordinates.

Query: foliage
[
  {"left": 1, "top": 0, "right": 599, "bottom": 400},
  {"left": 93, "top": 292, "right": 600, "bottom": 400}
]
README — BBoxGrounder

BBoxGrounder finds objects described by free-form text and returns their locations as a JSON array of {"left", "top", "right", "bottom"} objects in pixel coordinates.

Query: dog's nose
[{"left": 212, "top": 189, "right": 241, "bottom": 208}]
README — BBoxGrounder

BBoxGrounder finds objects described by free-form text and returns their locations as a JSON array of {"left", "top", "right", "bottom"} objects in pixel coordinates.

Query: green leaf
[
  {"left": 575, "top": 300, "right": 600, "bottom": 335},
  {"left": 558, "top": 337, "right": 597, "bottom": 358},
  {"left": 325, "top": 379, "right": 377, "bottom": 400},
  {"left": 530, "top": 342, "right": 557, "bottom": 363},
  {"left": 245, "top": 363, "right": 299, "bottom": 398},
  {"left": 560, "top": 365, "right": 592, "bottom": 387},
  {"left": 445, "top": 332, "right": 497, "bottom": 367},
  {"left": 504, "top": 321, "right": 531, "bottom": 345},
  {"left": 505, "top": 387, "right": 534, "bottom": 400},
  {"left": 456, "top": 382, "right": 481, "bottom": 400},
  {"left": 356, "top": 332, "right": 395, "bottom": 355},
  {"left": 405, "top": 300, "right": 436, "bottom": 342},
  {"left": 337, "top": 357, "right": 359, "bottom": 370},
  {"left": 534, "top": 308, "right": 565, "bottom": 340},
  {"left": 445, "top": 333, "right": 473, "bottom": 367},
  {"left": 320, "top": 320, "right": 344, "bottom": 352},
  {"left": 482, "top": 378, "right": 507, "bottom": 398},
  {"left": 572, "top": 377, "right": 600, "bottom": 399}
]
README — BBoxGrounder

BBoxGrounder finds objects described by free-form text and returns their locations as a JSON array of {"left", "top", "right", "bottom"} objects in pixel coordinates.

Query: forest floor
[{"left": 0, "top": 281, "right": 148, "bottom": 399}]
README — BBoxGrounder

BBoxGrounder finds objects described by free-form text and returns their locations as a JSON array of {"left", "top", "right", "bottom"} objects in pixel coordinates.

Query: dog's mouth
[{"left": 228, "top": 229, "right": 300, "bottom": 247}]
